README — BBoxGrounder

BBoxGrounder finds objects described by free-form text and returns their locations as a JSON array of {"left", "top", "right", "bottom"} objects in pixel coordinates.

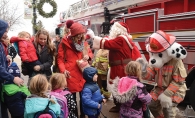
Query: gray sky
[{"left": 8, "top": 0, "right": 80, "bottom": 37}]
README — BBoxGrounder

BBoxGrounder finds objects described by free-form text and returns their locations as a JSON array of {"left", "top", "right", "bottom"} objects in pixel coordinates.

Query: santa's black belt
[{"left": 109, "top": 59, "right": 131, "bottom": 67}]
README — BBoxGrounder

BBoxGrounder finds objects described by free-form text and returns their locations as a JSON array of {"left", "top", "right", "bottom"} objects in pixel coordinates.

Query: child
[
  {"left": 10, "top": 31, "right": 41, "bottom": 72},
  {"left": 24, "top": 74, "right": 61, "bottom": 118},
  {"left": 92, "top": 49, "right": 111, "bottom": 99},
  {"left": 1, "top": 62, "right": 30, "bottom": 118},
  {"left": 49, "top": 73, "right": 77, "bottom": 118},
  {"left": 82, "top": 67, "right": 106, "bottom": 118},
  {"left": 112, "top": 61, "right": 152, "bottom": 118}
]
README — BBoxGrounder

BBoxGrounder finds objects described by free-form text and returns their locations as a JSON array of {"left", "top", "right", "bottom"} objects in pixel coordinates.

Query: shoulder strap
[{"left": 61, "top": 43, "right": 67, "bottom": 62}]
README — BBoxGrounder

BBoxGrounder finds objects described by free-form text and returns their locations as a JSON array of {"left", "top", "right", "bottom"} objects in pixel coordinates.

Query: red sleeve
[
  {"left": 18, "top": 41, "right": 29, "bottom": 62},
  {"left": 10, "top": 37, "right": 19, "bottom": 43},
  {"left": 57, "top": 42, "right": 66, "bottom": 73},
  {"left": 104, "top": 37, "right": 124, "bottom": 50}
]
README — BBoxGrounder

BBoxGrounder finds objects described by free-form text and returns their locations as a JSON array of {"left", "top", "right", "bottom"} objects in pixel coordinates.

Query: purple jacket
[{"left": 112, "top": 76, "right": 152, "bottom": 118}]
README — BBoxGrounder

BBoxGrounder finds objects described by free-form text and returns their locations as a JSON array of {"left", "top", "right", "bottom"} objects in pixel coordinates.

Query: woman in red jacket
[{"left": 57, "top": 20, "right": 92, "bottom": 118}]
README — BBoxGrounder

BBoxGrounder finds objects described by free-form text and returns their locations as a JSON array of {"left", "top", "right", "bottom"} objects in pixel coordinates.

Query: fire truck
[{"left": 60, "top": 0, "right": 195, "bottom": 112}]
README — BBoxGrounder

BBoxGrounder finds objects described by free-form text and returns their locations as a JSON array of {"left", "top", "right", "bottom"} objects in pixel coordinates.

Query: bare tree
[{"left": 0, "top": 0, "right": 24, "bottom": 30}]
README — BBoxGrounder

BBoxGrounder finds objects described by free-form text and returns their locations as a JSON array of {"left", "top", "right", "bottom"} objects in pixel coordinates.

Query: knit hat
[
  {"left": 0, "top": 19, "right": 8, "bottom": 39},
  {"left": 148, "top": 30, "right": 176, "bottom": 53},
  {"left": 8, "top": 62, "right": 21, "bottom": 77},
  {"left": 112, "top": 22, "right": 130, "bottom": 33},
  {"left": 66, "top": 20, "right": 85, "bottom": 37},
  {"left": 83, "top": 67, "right": 97, "bottom": 83}
]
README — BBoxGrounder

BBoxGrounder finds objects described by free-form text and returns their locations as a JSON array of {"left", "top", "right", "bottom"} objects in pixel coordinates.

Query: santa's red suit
[{"left": 88, "top": 22, "right": 141, "bottom": 87}]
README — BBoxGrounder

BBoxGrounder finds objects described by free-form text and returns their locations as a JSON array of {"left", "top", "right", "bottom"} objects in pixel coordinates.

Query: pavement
[{"left": 13, "top": 55, "right": 188, "bottom": 118}]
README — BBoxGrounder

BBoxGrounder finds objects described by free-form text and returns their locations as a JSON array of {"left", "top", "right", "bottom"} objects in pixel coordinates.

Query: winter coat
[
  {"left": 112, "top": 76, "right": 152, "bottom": 118},
  {"left": 93, "top": 35, "right": 141, "bottom": 82},
  {"left": 10, "top": 37, "right": 38, "bottom": 62},
  {"left": 81, "top": 67, "right": 104, "bottom": 116},
  {"left": 1, "top": 84, "right": 30, "bottom": 117},
  {"left": 57, "top": 37, "right": 90, "bottom": 93},
  {"left": 33, "top": 45, "right": 53, "bottom": 78},
  {"left": 24, "top": 95, "right": 61, "bottom": 118}
]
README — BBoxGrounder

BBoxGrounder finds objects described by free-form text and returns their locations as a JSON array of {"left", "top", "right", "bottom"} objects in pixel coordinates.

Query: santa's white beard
[{"left": 109, "top": 31, "right": 117, "bottom": 39}]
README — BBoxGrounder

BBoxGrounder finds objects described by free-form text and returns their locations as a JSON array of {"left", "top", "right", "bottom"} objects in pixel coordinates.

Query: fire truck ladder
[{"left": 63, "top": 0, "right": 125, "bottom": 20}]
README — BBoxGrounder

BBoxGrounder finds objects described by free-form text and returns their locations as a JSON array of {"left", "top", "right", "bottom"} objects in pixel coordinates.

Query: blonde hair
[
  {"left": 34, "top": 29, "right": 55, "bottom": 55},
  {"left": 125, "top": 61, "right": 142, "bottom": 80},
  {"left": 18, "top": 31, "right": 31, "bottom": 38},
  {"left": 49, "top": 73, "right": 67, "bottom": 90}
]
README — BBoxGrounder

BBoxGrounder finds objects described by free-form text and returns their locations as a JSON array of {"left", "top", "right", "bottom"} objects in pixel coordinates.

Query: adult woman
[
  {"left": 32, "top": 29, "right": 55, "bottom": 79},
  {"left": 57, "top": 20, "right": 92, "bottom": 118}
]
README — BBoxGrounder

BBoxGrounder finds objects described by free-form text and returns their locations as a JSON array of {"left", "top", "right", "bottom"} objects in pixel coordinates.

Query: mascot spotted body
[{"left": 137, "top": 30, "right": 187, "bottom": 118}]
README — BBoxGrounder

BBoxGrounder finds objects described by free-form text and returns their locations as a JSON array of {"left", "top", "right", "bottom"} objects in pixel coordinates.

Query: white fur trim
[
  {"left": 119, "top": 35, "right": 133, "bottom": 49},
  {"left": 107, "top": 68, "right": 114, "bottom": 92},
  {"left": 167, "top": 42, "right": 187, "bottom": 59},
  {"left": 114, "top": 22, "right": 127, "bottom": 33},
  {"left": 158, "top": 93, "right": 172, "bottom": 108},
  {"left": 92, "top": 36, "right": 102, "bottom": 49}
]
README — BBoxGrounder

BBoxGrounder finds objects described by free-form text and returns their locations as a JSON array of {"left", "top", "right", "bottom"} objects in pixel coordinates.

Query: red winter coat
[
  {"left": 10, "top": 37, "right": 38, "bottom": 62},
  {"left": 57, "top": 37, "right": 92, "bottom": 93},
  {"left": 103, "top": 36, "right": 141, "bottom": 80}
]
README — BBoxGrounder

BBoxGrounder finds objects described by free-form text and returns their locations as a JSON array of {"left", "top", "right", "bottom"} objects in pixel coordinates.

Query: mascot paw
[
  {"left": 86, "top": 29, "right": 95, "bottom": 39},
  {"left": 158, "top": 93, "right": 172, "bottom": 108},
  {"left": 136, "top": 58, "right": 148, "bottom": 72}
]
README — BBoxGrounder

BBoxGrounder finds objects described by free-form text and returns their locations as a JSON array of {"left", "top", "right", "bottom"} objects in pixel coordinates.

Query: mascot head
[
  {"left": 109, "top": 22, "right": 132, "bottom": 39},
  {"left": 146, "top": 30, "right": 187, "bottom": 68}
]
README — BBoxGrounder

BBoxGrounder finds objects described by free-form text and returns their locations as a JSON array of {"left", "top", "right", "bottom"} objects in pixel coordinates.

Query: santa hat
[
  {"left": 66, "top": 20, "right": 85, "bottom": 37},
  {"left": 148, "top": 30, "right": 176, "bottom": 53},
  {"left": 112, "top": 22, "right": 130, "bottom": 33},
  {"left": 8, "top": 62, "right": 21, "bottom": 77}
]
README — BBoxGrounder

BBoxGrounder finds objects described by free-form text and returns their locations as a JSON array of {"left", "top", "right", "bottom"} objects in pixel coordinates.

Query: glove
[
  {"left": 158, "top": 93, "right": 172, "bottom": 108},
  {"left": 136, "top": 58, "right": 148, "bottom": 72},
  {"left": 86, "top": 29, "right": 95, "bottom": 39}
]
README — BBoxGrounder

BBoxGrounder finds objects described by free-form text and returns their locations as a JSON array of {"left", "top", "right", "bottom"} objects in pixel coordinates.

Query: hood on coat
[
  {"left": 0, "top": 19, "right": 8, "bottom": 39},
  {"left": 25, "top": 97, "right": 61, "bottom": 115},
  {"left": 112, "top": 76, "right": 138, "bottom": 103},
  {"left": 83, "top": 67, "right": 97, "bottom": 83}
]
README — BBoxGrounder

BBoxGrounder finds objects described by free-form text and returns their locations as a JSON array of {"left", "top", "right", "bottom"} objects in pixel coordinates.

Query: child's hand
[
  {"left": 83, "top": 55, "right": 89, "bottom": 61},
  {"left": 102, "top": 99, "right": 107, "bottom": 104},
  {"left": 34, "top": 65, "right": 41, "bottom": 71}
]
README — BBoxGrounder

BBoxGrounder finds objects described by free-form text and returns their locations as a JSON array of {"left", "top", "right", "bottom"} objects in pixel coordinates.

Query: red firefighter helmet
[{"left": 148, "top": 30, "right": 176, "bottom": 53}]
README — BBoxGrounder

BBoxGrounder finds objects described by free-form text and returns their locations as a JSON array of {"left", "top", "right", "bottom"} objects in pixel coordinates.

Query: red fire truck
[{"left": 60, "top": 0, "right": 195, "bottom": 111}]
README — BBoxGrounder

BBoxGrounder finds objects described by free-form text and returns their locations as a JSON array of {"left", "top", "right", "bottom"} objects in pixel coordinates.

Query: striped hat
[{"left": 148, "top": 30, "right": 176, "bottom": 53}]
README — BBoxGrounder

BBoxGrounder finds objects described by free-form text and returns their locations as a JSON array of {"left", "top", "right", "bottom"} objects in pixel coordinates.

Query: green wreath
[{"left": 37, "top": 0, "right": 57, "bottom": 18}]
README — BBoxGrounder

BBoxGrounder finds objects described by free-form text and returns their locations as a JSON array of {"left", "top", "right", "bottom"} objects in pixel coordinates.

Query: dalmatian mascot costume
[{"left": 137, "top": 30, "right": 187, "bottom": 118}]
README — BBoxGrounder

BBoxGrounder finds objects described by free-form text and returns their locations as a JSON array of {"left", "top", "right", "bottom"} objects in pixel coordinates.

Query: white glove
[
  {"left": 158, "top": 93, "right": 172, "bottom": 108},
  {"left": 136, "top": 58, "right": 148, "bottom": 72},
  {"left": 86, "top": 29, "right": 95, "bottom": 39}
]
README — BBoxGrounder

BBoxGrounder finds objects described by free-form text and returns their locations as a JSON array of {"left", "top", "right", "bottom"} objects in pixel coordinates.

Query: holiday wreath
[{"left": 37, "top": 0, "right": 57, "bottom": 18}]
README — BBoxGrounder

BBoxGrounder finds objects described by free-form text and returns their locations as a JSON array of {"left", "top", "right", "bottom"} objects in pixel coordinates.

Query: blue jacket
[
  {"left": 0, "top": 19, "right": 14, "bottom": 84},
  {"left": 24, "top": 96, "right": 61, "bottom": 118},
  {"left": 2, "top": 84, "right": 30, "bottom": 117}
]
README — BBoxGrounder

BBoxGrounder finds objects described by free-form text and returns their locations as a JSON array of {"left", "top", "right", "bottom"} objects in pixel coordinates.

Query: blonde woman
[
  {"left": 112, "top": 61, "right": 152, "bottom": 118},
  {"left": 24, "top": 74, "right": 61, "bottom": 118},
  {"left": 32, "top": 29, "right": 56, "bottom": 79}
]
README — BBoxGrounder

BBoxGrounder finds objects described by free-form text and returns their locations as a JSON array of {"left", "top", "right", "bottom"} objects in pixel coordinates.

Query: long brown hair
[
  {"left": 49, "top": 73, "right": 67, "bottom": 90},
  {"left": 34, "top": 29, "right": 55, "bottom": 55},
  {"left": 125, "top": 61, "right": 142, "bottom": 80}
]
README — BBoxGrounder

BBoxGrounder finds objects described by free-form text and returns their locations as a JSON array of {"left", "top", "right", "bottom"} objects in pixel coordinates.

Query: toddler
[
  {"left": 50, "top": 73, "right": 77, "bottom": 118},
  {"left": 2, "top": 62, "right": 30, "bottom": 118},
  {"left": 24, "top": 74, "right": 61, "bottom": 118},
  {"left": 10, "top": 31, "right": 41, "bottom": 72},
  {"left": 82, "top": 67, "right": 106, "bottom": 118},
  {"left": 112, "top": 61, "right": 152, "bottom": 118}
]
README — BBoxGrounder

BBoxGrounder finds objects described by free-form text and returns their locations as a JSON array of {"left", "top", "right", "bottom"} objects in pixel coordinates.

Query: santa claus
[{"left": 87, "top": 21, "right": 141, "bottom": 112}]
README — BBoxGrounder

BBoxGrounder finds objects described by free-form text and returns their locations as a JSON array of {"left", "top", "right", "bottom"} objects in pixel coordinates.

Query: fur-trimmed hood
[{"left": 112, "top": 76, "right": 138, "bottom": 103}]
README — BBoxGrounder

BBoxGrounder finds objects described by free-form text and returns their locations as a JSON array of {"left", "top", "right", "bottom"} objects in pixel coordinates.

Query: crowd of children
[{"left": 0, "top": 18, "right": 153, "bottom": 118}]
